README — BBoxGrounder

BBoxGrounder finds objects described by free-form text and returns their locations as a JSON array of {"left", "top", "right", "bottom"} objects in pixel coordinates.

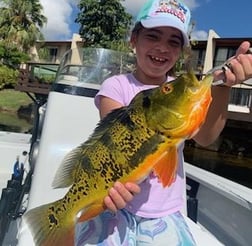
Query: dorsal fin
[
  {"left": 52, "top": 106, "right": 131, "bottom": 189},
  {"left": 52, "top": 145, "right": 85, "bottom": 188}
]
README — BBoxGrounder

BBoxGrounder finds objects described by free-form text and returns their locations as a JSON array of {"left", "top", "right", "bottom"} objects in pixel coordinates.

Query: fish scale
[{"left": 24, "top": 71, "right": 213, "bottom": 246}]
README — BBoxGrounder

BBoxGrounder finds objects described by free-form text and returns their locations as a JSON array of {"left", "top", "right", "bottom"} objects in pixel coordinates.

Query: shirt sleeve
[{"left": 94, "top": 75, "right": 126, "bottom": 109}]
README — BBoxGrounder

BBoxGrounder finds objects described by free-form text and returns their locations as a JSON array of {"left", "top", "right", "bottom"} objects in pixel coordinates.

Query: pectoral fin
[{"left": 153, "top": 146, "right": 178, "bottom": 187}]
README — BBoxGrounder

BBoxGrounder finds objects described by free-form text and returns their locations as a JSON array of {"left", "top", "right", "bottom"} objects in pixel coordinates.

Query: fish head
[{"left": 142, "top": 71, "right": 213, "bottom": 139}]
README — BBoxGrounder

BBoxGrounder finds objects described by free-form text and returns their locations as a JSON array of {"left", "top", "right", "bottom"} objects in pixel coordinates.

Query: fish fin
[
  {"left": 153, "top": 146, "right": 178, "bottom": 187},
  {"left": 77, "top": 202, "right": 105, "bottom": 222},
  {"left": 52, "top": 146, "right": 85, "bottom": 188},
  {"left": 24, "top": 200, "right": 75, "bottom": 246},
  {"left": 52, "top": 107, "right": 129, "bottom": 189}
]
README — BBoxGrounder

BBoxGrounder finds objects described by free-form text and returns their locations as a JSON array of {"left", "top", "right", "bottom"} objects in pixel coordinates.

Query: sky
[{"left": 40, "top": 0, "right": 252, "bottom": 41}]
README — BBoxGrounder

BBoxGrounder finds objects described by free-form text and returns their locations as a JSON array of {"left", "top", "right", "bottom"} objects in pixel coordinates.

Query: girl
[{"left": 76, "top": 0, "right": 252, "bottom": 245}]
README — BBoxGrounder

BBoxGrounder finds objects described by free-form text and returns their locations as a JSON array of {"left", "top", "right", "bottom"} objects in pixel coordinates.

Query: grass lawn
[{"left": 0, "top": 89, "right": 33, "bottom": 112}]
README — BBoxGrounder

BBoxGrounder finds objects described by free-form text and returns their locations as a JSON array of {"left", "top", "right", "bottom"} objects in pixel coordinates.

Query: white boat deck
[
  {"left": 185, "top": 216, "right": 224, "bottom": 245},
  {"left": 186, "top": 162, "right": 252, "bottom": 245}
]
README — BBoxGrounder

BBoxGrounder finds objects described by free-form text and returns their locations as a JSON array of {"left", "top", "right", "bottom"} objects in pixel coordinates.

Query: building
[
  {"left": 19, "top": 31, "right": 252, "bottom": 123},
  {"left": 190, "top": 30, "right": 252, "bottom": 124}
]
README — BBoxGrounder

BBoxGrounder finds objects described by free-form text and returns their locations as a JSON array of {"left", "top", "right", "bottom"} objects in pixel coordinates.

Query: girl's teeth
[{"left": 151, "top": 56, "right": 165, "bottom": 62}]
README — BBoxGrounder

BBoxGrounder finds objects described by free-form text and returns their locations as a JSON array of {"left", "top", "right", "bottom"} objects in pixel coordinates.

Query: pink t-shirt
[{"left": 95, "top": 73, "right": 185, "bottom": 218}]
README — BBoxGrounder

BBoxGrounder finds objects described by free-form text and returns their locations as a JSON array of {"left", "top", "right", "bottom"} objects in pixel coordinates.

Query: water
[
  {"left": 184, "top": 122, "right": 252, "bottom": 189},
  {"left": 0, "top": 108, "right": 34, "bottom": 133}
]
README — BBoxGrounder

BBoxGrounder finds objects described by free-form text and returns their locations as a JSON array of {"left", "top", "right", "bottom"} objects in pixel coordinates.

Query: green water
[{"left": 0, "top": 111, "right": 33, "bottom": 133}]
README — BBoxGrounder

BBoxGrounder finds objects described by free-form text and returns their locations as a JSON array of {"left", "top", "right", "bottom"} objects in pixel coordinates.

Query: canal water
[
  {"left": 1, "top": 112, "right": 251, "bottom": 189},
  {"left": 184, "top": 120, "right": 252, "bottom": 189},
  {"left": 0, "top": 111, "right": 33, "bottom": 133}
]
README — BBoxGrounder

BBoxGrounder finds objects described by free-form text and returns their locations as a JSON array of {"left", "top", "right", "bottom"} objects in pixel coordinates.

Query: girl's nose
[{"left": 155, "top": 43, "right": 170, "bottom": 53}]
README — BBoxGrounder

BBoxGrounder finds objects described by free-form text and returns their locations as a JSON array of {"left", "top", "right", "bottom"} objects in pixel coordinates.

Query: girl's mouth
[{"left": 150, "top": 55, "right": 167, "bottom": 64}]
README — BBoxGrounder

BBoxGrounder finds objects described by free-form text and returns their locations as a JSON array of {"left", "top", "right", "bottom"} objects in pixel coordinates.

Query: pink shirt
[{"left": 95, "top": 73, "right": 185, "bottom": 218}]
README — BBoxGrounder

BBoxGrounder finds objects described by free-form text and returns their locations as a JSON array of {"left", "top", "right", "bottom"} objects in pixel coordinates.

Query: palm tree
[{"left": 0, "top": 0, "right": 47, "bottom": 52}]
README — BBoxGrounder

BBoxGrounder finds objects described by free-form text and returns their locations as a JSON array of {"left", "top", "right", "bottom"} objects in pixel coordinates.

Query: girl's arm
[{"left": 194, "top": 41, "right": 252, "bottom": 146}]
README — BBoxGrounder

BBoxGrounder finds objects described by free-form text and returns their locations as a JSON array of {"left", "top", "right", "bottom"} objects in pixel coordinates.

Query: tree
[
  {"left": 0, "top": 64, "right": 19, "bottom": 89},
  {"left": 76, "top": 0, "right": 132, "bottom": 49},
  {"left": 0, "top": 40, "right": 30, "bottom": 88},
  {"left": 0, "top": 0, "right": 47, "bottom": 52},
  {"left": 0, "top": 41, "right": 29, "bottom": 68}
]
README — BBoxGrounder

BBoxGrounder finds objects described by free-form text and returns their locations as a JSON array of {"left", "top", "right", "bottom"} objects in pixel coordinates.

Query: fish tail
[{"left": 24, "top": 200, "right": 75, "bottom": 246}]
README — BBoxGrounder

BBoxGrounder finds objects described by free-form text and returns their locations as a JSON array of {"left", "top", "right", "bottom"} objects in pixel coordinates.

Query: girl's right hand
[{"left": 104, "top": 181, "right": 141, "bottom": 213}]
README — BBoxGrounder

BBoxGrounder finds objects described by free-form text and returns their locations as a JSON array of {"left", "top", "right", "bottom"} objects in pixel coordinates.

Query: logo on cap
[{"left": 155, "top": 0, "right": 188, "bottom": 23}]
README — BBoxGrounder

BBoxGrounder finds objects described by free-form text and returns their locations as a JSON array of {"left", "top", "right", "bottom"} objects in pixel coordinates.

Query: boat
[{"left": 0, "top": 48, "right": 251, "bottom": 246}]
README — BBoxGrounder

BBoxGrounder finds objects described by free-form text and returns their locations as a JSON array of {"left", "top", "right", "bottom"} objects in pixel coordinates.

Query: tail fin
[{"left": 24, "top": 201, "right": 75, "bottom": 246}]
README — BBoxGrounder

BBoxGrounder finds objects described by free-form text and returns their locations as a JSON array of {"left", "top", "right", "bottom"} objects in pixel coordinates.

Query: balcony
[{"left": 228, "top": 80, "right": 252, "bottom": 122}]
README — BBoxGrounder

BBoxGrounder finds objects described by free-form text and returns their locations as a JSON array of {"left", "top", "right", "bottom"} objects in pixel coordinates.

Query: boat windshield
[{"left": 54, "top": 48, "right": 136, "bottom": 88}]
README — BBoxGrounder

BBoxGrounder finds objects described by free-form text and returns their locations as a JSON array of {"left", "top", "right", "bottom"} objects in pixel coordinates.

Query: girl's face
[{"left": 131, "top": 26, "right": 183, "bottom": 85}]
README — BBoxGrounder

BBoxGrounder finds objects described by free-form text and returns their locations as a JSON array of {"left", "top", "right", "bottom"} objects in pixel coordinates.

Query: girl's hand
[
  {"left": 104, "top": 181, "right": 141, "bottom": 213},
  {"left": 213, "top": 41, "right": 252, "bottom": 86}
]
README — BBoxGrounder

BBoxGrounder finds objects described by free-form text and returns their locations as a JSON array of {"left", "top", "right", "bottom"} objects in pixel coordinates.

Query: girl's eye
[
  {"left": 146, "top": 34, "right": 158, "bottom": 40},
  {"left": 169, "top": 40, "right": 182, "bottom": 47}
]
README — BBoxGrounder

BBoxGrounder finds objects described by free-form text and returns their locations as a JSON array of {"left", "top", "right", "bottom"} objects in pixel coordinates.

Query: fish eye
[{"left": 162, "top": 84, "right": 173, "bottom": 94}]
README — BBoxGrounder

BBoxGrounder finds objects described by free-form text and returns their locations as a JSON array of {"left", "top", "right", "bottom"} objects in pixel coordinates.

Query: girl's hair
[
  {"left": 131, "top": 22, "right": 144, "bottom": 35},
  {"left": 130, "top": 22, "right": 183, "bottom": 77}
]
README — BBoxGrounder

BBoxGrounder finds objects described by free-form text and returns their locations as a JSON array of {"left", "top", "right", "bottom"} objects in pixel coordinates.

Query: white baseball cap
[{"left": 136, "top": 0, "right": 191, "bottom": 46}]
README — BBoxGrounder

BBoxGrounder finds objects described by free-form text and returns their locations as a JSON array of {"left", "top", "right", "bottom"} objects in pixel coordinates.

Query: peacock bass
[{"left": 24, "top": 71, "right": 213, "bottom": 246}]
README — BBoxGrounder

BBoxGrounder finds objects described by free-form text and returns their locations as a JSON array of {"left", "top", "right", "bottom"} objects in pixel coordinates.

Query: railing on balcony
[
  {"left": 229, "top": 88, "right": 252, "bottom": 108},
  {"left": 15, "top": 63, "right": 59, "bottom": 95}
]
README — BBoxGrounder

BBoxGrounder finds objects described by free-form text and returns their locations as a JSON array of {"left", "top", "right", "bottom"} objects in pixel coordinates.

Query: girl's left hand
[{"left": 103, "top": 181, "right": 141, "bottom": 213}]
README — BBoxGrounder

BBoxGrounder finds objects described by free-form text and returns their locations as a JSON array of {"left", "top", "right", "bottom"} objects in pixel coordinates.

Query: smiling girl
[{"left": 75, "top": 0, "right": 252, "bottom": 245}]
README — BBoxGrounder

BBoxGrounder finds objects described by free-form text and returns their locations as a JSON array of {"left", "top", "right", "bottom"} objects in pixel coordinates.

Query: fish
[{"left": 24, "top": 71, "right": 213, "bottom": 246}]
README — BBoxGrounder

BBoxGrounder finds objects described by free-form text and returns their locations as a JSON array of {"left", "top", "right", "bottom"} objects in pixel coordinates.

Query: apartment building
[
  {"left": 189, "top": 30, "right": 252, "bottom": 123},
  {"left": 25, "top": 31, "right": 252, "bottom": 123}
]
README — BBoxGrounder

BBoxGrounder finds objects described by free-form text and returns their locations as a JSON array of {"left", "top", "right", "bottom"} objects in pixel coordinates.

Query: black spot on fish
[
  {"left": 48, "top": 214, "right": 58, "bottom": 226},
  {"left": 81, "top": 156, "right": 94, "bottom": 177},
  {"left": 119, "top": 112, "right": 135, "bottom": 130},
  {"left": 56, "top": 207, "right": 63, "bottom": 213},
  {"left": 101, "top": 169, "right": 107, "bottom": 178},
  {"left": 142, "top": 96, "right": 151, "bottom": 108},
  {"left": 78, "top": 186, "right": 84, "bottom": 192}
]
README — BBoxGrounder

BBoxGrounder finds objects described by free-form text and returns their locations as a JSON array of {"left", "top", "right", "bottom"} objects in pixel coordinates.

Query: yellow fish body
[{"left": 24, "top": 71, "right": 213, "bottom": 246}]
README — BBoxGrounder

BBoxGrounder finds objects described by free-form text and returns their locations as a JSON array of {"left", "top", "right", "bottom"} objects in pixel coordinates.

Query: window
[
  {"left": 230, "top": 88, "right": 252, "bottom": 107},
  {"left": 49, "top": 47, "right": 58, "bottom": 62},
  {"left": 213, "top": 47, "right": 236, "bottom": 67},
  {"left": 191, "top": 49, "right": 206, "bottom": 72}
]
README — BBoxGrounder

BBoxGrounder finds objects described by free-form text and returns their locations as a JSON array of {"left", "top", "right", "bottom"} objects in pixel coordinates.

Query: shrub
[{"left": 0, "top": 65, "right": 18, "bottom": 89}]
